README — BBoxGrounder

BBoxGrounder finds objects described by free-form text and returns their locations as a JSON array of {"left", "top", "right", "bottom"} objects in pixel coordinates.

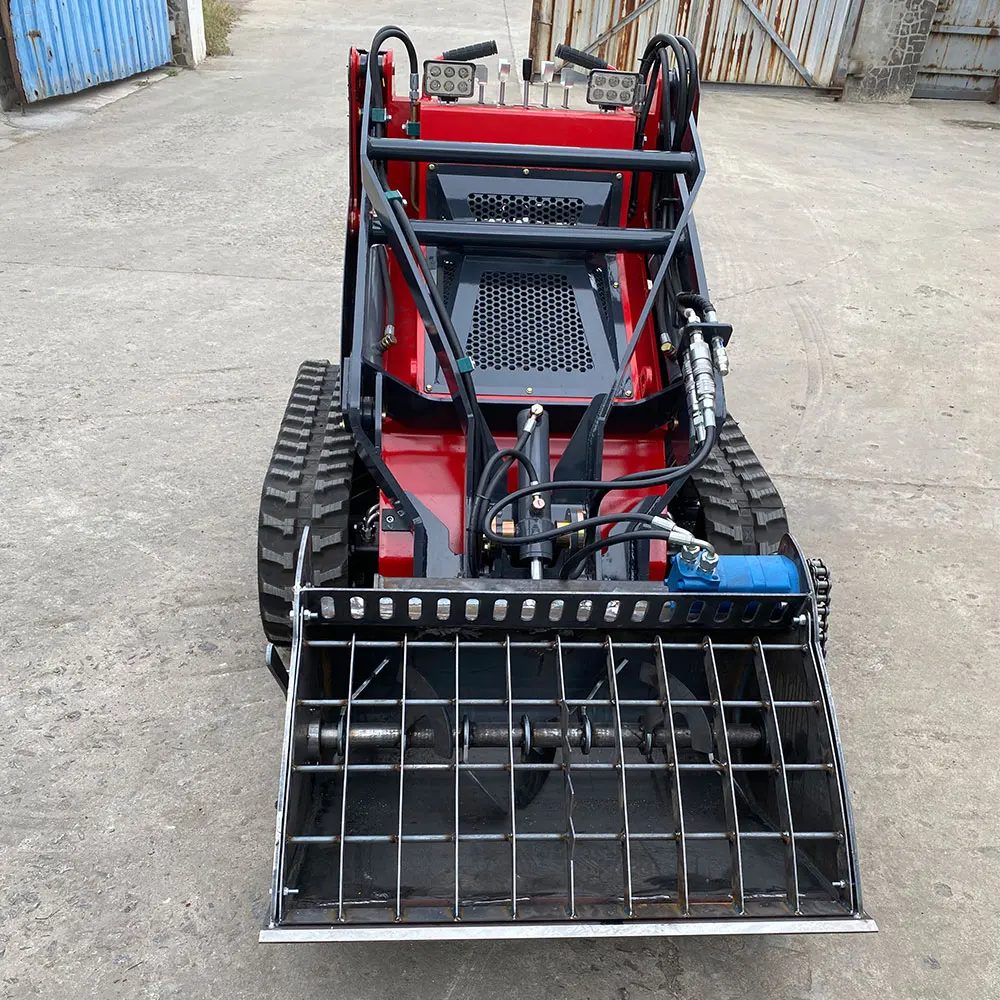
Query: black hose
[
  {"left": 560, "top": 530, "right": 676, "bottom": 580},
  {"left": 677, "top": 291, "right": 714, "bottom": 316},
  {"left": 481, "top": 424, "right": 718, "bottom": 543},
  {"left": 468, "top": 430, "right": 537, "bottom": 576},
  {"left": 369, "top": 25, "right": 418, "bottom": 77},
  {"left": 367, "top": 27, "right": 417, "bottom": 185},
  {"left": 376, "top": 246, "right": 394, "bottom": 327},
  {"left": 483, "top": 511, "right": 664, "bottom": 548},
  {"left": 389, "top": 198, "right": 477, "bottom": 401}
]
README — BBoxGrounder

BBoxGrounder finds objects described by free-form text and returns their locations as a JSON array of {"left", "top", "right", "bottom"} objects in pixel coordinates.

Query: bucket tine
[
  {"left": 702, "top": 638, "right": 745, "bottom": 913},
  {"left": 605, "top": 636, "right": 633, "bottom": 916},
  {"left": 654, "top": 637, "right": 689, "bottom": 914},
  {"left": 554, "top": 637, "right": 577, "bottom": 918},
  {"left": 751, "top": 637, "right": 801, "bottom": 913}
]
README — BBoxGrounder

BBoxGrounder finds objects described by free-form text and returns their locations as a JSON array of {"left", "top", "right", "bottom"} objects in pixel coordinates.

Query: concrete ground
[{"left": 1, "top": 0, "right": 998, "bottom": 996}]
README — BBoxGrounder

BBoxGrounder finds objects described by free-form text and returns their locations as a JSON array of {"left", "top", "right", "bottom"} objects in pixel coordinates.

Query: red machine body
[{"left": 346, "top": 50, "right": 681, "bottom": 579}]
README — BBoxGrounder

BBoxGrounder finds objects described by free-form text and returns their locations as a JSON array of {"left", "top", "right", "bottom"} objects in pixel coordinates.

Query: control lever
[
  {"left": 522, "top": 58, "right": 533, "bottom": 108},
  {"left": 498, "top": 58, "right": 511, "bottom": 105},
  {"left": 476, "top": 64, "right": 488, "bottom": 104},
  {"left": 540, "top": 60, "right": 555, "bottom": 108}
]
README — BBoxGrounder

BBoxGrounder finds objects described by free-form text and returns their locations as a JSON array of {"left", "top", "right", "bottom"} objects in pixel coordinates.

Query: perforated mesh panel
[
  {"left": 467, "top": 271, "right": 594, "bottom": 373},
  {"left": 467, "top": 193, "right": 584, "bottom": 226}
]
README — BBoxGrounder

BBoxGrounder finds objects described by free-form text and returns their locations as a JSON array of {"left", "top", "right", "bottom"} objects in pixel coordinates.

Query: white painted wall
[{"left": 184, "top": 0, "right": 207, "bottom": 65}]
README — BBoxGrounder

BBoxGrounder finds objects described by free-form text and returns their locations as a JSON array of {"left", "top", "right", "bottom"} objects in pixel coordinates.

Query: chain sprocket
[{"left": 807, "top": 557, "right": 832, "bottom": 655}]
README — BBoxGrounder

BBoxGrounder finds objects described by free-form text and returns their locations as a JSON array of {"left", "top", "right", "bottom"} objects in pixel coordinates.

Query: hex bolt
[
  {"left": 425, "top": 383, "right": 433, "bottom": 391},
  {"left": 523, "top": 167, "right": 530, "bottom": 176},
  {"left": 428, "top": 163, "right": 436, "bottom": 171},
  {"left": 680, "top": 544, "right": 701, "bottom": 566},
  {"left": 699, "top": 551, "right": 719, "bottom": 575},
  {"left": 526, "top": 386, "right": 533, "bottom": 394},
  {"left": 623, "top": 388, "right": 633, "bottom": 398}
]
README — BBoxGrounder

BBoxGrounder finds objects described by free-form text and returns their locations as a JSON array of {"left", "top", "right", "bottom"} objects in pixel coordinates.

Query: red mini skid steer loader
[{"left": 255, "top": 25, "right": 875, "bottom": 942}]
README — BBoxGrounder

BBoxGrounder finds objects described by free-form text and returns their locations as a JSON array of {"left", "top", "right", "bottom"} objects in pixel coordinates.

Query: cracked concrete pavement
[{"left": 1, "top": 0, "right": 999, "bottom": 997}]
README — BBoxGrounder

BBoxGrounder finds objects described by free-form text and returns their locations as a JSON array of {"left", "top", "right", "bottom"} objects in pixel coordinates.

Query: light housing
[
  {"left": 423, "top": 60, "right": 476, "bottom": 99},
  {"left": 586, "top": 69, "right": 641, "bottom": 108}
]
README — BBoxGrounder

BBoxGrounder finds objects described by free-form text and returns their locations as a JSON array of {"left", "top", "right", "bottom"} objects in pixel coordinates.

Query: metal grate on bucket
[
  {"left": 275, "top": 628, "right": 858, "bottom": 932},
  {"left": 467, "top": 271, "right": 594, "bottom": 373},
  {"left": 468, "top": 193, "right": 584, "bottom": 225}
]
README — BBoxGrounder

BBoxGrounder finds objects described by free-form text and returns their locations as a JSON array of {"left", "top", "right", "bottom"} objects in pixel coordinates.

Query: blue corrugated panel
[{"left": 5, "top": 0, "right": 172, "bottom": 102}]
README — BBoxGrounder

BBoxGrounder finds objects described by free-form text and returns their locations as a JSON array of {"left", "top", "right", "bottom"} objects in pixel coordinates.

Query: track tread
[
  {"left": 257, "top": 361, "right": 354, "bottom": 644},
  {"left": 687, "top": 415, "right": 789, "bottom": 555}
]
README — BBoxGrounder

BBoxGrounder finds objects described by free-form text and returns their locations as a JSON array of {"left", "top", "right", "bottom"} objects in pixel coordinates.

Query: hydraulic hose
[
  {"left": 677, "top": 291, "right": 715, "bottom": 316},
  {"left": 481, "top": 423, "right": 719, "bottom": 546},
  {"left": 468, "top": 428, "right": 537, "bottom": 577},
  {"left": 560, "top": 530, "right": 674, "bottom": 580},
  {"left": 388, "top": 198, "right": 478, "bottom": 403}
]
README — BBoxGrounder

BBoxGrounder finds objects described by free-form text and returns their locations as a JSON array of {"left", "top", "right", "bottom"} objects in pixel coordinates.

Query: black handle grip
[
  {"left": 441, "top": 40, "right": 499, "bottom": 61},
  {"left": 555, "top": 44, "right": 609, "bottom": 70}
]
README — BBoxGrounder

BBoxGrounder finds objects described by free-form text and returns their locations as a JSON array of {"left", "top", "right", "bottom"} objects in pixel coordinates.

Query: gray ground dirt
[{"left": 1, "top": 1, "right": 999, "bottom": 997}]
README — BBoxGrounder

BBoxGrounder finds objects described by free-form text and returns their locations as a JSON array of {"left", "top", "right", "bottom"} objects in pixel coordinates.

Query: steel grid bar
[
  {"left": 505, "top": 637, "right": 518, "bottom": 918},
  {"left": 306, "top": 639, "right": 806, "bottom": 652},
  {"left": 751, "top": 638, "right": 800, "bottom": 913},
  {"left": 703, "top": 639, "right": 745, "bottom": 913},
  {"left": 367, "top": 136, "right": 697, "bottom": 173},
  {"left": 655, "top": 637, "right": 689, "bottom": 913},
  {"left": 555, "top": 637, "right": 577, "bottom": 918},
  {"left": 336, "top": 636, "right": 357, "bottom": 921},
  {"left": 394, "top": 636, "right": 409, "bottom": 921},
  {"left": 295, "top": 761, "right": 832, "bottom": 773},
  {"left": 606, "top": 637, "right": 634, "bottom": 915},
  {"left": 299, "top": 697, "right": 818, "bottom": 709},
  {"left": 271, "top": 531, "right": 312, "bottom": 923},
  {"left": 804, "top": 621, "right": 857, "bottom": 908},
  {"left": 288, "top": 830, "right": 841, "bottom": 845}
]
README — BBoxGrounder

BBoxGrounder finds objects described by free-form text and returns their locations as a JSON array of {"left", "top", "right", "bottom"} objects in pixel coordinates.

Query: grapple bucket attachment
[{"left": 261, "top": 532, "right": 874, "bottom": 941}]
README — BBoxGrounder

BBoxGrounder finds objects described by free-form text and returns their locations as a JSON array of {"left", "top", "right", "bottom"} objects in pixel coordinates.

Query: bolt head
[
  {"left": 425, "top": 383, "right": 433, "bottom": 391},
  {"left": 531, "top": 494, "right": 545, "bottom": 512},
  {"left": 530, "top": 402, "right": 544, "bottom": 417},
  {"left": 523, "top": 168, "right": 530, "bottom": 176},
  {"left": 699, "top": 551, "right": 719, "bottom": 573},
  {"left": 428, "top": 163, "right": 436, "bottom": 171},
  {"left": 623, "top": 388, "right": 633, "bottom": 398},
  {"left": 526, "top": 386, "right": 533, "bottom": 394},
  {"left": 680, "top": 544, "right": 701, "bottom": 566}
]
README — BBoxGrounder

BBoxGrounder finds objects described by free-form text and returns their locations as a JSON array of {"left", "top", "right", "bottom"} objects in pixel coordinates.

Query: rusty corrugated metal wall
[
  {"left": 913, "top": 0, "right": 1000, "bottom": 99},
  {"left": 530, "top": 0, "right": 863, "bottom": 88}
]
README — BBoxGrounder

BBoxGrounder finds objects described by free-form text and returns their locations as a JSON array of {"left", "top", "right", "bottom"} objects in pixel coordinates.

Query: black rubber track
[
  {"left": 686, "top": 415, "right": 788, "bottom": 555},
  {"left": 258, "top": 361, "right": 354, "bottom": 644}
]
